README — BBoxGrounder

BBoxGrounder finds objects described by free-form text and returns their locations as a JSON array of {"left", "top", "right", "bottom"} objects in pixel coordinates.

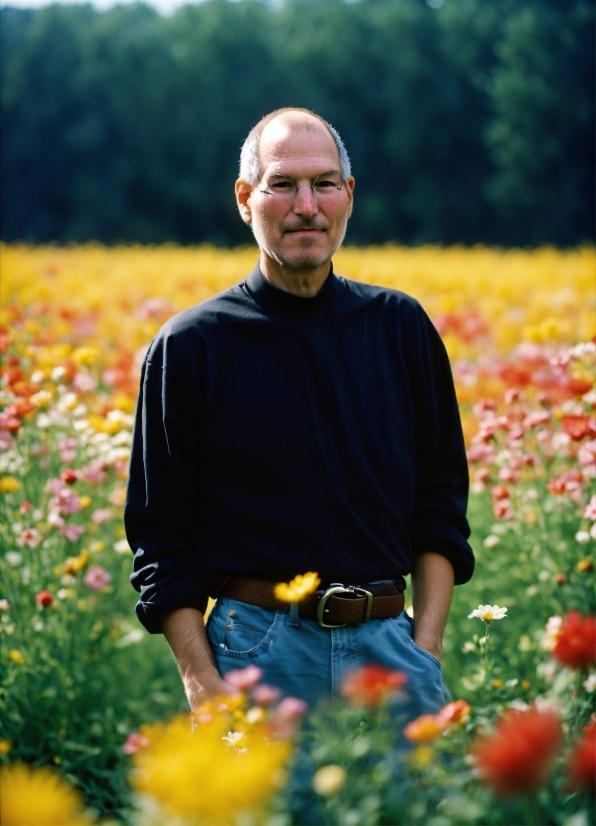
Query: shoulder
[
  {"left": 338, "top": 276, "right": 431, "bottom": 326},
  {"left": 145, "top": 282, "right": 250, "bottom": 367}
]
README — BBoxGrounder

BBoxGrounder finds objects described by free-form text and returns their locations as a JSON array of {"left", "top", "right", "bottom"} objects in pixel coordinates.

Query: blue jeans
[{"left": 206, "top": 596, "right": 447, "bottom": 719}]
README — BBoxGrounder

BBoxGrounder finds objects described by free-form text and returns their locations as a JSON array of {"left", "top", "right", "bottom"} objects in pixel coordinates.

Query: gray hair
[{"left": 239, "top": 107, "right": 351, "bottom": 185}]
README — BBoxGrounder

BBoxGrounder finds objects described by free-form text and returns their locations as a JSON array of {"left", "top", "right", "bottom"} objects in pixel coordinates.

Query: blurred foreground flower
[
  {"left": 404, "top": 714, "right": 447, "bottom": 744},
  {"left": 0, "top": 763, "right": 92, "bottom": 825},
  {"left": 131, "top": 713, "right": 291, "bottom": 824},
  {"left": 565, "top": 722, "right": 596, "bottom": 794},
  {"left": 224, "top": 664, "right": 263, "bottom": 691},
  {"left": 274, "top": 572, "right": 321, "bottom": 602},
  {"left": 340, "top": 664, "right": 408, "bottom": 707},
  {"left": 313, "top": 765, "right": 347, "bottom": 796},
  {"left": 552, "top": 611, "right": 596, "bottom": 670},
  {"left": 472, "top": 706, "right": 562, "bottom": 796}
]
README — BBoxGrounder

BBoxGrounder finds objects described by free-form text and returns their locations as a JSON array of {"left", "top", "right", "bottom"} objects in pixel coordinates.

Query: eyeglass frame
[{"left": 257, "top": 171, "right": 347, "bottom": 201}]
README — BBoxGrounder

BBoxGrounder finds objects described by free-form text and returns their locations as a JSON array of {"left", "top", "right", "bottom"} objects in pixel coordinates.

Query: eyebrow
[{"left": 269, "top": 169, "right": 341, "bottom": 179}]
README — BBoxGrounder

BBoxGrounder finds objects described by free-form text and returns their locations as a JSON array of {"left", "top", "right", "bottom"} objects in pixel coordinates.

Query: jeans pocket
[
  {"left": 207, "top": 597, "right": 280, "bottom": 659},
  {"left": 407, "top": 637, "right": 442, "bottom": 669}
]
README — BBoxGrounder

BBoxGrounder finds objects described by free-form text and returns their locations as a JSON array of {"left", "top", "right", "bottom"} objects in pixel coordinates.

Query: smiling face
[{"left": 236, "top": 113, "right": 355, "bottom": 292}]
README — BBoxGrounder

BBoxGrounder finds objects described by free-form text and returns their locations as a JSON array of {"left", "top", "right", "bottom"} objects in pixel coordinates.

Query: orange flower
[
  {"left": 340, "top": 664, "right": 408, "bottom": 707},
  {"left": 404, "top": 714, "right": 447, "bottom": 743},
  {"left": 437, "top": 699, "right": 471, "bottom": 726},
  {"left": 552, "top": 611, "right": 596, "bottom": 671},
  {"left": 565, "top": 722, "right": 596, "bottom": 793},
  {"left": 472, "top": 706, "right": 562, "bottom": 796}
]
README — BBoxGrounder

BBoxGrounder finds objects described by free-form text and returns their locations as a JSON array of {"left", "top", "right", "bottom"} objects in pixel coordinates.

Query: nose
[{"left": 292, "top": 184, "right": 318, "bottom": 218}]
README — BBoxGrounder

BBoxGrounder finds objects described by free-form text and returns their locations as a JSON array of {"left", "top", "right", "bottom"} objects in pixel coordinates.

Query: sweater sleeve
[
  {"left": 125, "top": 330, "right": 213, "bottom": 633},
  {"left": 409, "top": 307, "right": 475, "bottom": 585}
]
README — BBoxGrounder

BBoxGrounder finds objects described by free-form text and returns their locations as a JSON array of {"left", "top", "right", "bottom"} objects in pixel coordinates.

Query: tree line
[{"left": 1, "top": 0, "right": 593, "bottom": 247}]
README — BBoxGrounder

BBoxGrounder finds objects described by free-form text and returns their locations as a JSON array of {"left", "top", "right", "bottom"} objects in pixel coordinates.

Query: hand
[
  {"left": 184, "top": 672, "right": 235, "bottom": 711},
  {"left": 414, "top": 635, "right": 442, "bottom": 661}
]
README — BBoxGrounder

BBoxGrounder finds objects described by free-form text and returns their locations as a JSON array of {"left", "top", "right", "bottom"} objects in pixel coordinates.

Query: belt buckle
[{"left": 316, "top": 583, "right": 373, "bottom": 628}]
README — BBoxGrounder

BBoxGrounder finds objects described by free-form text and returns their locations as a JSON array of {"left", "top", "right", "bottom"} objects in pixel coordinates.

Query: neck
[{"left": 259, "top": 254, "right": 331, "bottom": 297}]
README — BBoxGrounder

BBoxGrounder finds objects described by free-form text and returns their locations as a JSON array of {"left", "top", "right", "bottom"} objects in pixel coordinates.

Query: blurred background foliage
[{"left": 1, "top": 0, "right": 594, "bottom": 247}]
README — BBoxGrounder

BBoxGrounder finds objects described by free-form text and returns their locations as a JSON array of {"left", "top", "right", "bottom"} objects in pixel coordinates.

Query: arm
[
  {"left": 161, "top": 608, "right": 231, "bottom": 709},
  {"left": 410, "top": 551, "right": 454, "bottom": 661}
]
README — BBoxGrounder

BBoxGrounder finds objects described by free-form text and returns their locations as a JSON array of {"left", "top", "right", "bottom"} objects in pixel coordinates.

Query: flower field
[{"left": 0, "top": 243, "right": 595, "bottom": 826}]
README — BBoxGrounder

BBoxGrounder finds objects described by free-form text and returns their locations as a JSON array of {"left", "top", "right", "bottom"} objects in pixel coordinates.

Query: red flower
[
  {"left": 60, "top": 468, "right": 79, "bottom": 485},
  {"left": 35, "top": 590, "right": 53, "bottom": 608},
  {"left": 565, "top": 722, "right": 596, "bottom": 793},
  {"left": 552, "top": 612, "right": 596, "bottom": 671},
  {"left": 491, "top": 485, "right": 509, "bottom": 501},
  {"left": 340, "top": 664, "right": 408, "bottom": 707},
  {"left": 561, "top": 415, "right": 596, "bottom": 441},
  {"left": 473, "top": 706, "right": 562, "bottom": 796}
]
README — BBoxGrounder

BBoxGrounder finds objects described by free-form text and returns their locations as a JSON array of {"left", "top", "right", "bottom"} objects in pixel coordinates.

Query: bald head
[{"left": 239, "top": 107, "right": 351, "bottom": 185}]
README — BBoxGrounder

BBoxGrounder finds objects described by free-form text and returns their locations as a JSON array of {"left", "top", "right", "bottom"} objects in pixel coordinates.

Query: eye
[
  {"left": 269, "top": 180, "right": 294, "bottom": 191},
  {"left": 314, "top": 178, "right": 341, "bottom": 191}
]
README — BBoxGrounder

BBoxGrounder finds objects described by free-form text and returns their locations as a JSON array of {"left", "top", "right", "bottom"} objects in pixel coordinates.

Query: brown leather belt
[{"left": 219, "top": 576, "right": 406, "bottom": 628}]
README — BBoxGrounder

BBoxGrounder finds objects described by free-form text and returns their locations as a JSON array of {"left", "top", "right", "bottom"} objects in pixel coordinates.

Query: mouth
[{"left": 284, "top": 227, "right": 326, "bottom": 235}]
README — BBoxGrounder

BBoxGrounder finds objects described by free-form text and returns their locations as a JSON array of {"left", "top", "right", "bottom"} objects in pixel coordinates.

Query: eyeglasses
[{"left": 258, "top": 173, "right": 346, "bottom": 202}]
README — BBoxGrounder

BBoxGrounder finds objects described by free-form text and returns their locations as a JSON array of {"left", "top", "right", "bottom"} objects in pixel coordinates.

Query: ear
[
  {"left": 345, "top": 176, "right": 355, "bottom": 219},
  {"left": 236, "top": 180, "right": 253, "bottom": 224}
]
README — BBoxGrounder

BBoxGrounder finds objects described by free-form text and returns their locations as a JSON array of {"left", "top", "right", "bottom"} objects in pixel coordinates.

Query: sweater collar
[{"left": 244, "top": 262, "right": 341, "bottom": 315}]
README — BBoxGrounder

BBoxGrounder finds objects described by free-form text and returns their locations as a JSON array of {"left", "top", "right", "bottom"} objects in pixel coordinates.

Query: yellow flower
[
  {"left": 132, "top": 714, "right": 291, "bottom": 823},
  {"left": 521, "top": 680, "right": 531, "bottom": 690},
  {"left": 71, "top": 346, "right": 99, "bottom": 367},
  {"left": 274, "top": 572, "right": 321, "bottom": 603},
  {"left": 78, "top": 496, "right": 92, "bottom": 509},
  {"left": 410, "top": 746, "right": 435, "bottom": 768},
  {"left": 0, "top": 763, "right": 90, "bottom": 825},
  {"left": 576, "top": 559, "right": 594, "bottom": 573},
  {"left": 0, "top": 478, "right": 21, "bottom": 494},
  {"left": 312, "top": 764, "right": 347, "bottom": 796},
  {"left": 8, "top": 650, "right": 25, "bottom": 666},
  {"left": 492, "top": 678, "right": 504, "bottom": 689},
  {"left": 0, "top": 740, "right": 12, "bottom": 755},
  {"left": 63, "top": 550, "right": 91, "bottom": 576}
]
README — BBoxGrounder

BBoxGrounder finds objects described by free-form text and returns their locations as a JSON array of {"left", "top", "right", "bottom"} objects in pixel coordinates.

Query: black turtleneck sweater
[{"left": 125, "top": 264, "right": 474, "bottom": 633}]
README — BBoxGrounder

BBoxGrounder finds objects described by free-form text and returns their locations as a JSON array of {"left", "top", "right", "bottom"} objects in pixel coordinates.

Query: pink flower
[
  {"left": 523, "top": 410, "right": 550, "bottom": 429},
  {"left": 584, "top": 495, "right": 596, "bottom": 521},
  {"left": 467, "top": 444, "right": 495, "bottom": 463},
  {"left": 578, "top": 441, "right": 596, "bottom": 478},
  {"left": 274, "top": 697, "right": 308, "bottom": 720},
  {"left": 73, "top": 371, "right": 97, "bottom": 393},
  {"left": 269, "top": 696, "right": 309, "bottom": 735},
  {"left": 79, "top": 460, "right": 108, "bottom": 485},
  {"left": 122, "top": 731, "right": 149, "bottom": 755},
  {"left": 49, "top": 488, "right": 81, "bottom": 516},
  {"left": 83, "top": 565, "right": 112, "bottom": 591},
  {"left": 251, "top": 684, "right": 282, "bottom": 706},
  {"left": 59, "top": 523, "right": 85, "bottom": 542},
  {"left": 0, "top": 430, "right": 13, "bottom": 451},
  {"left": 17, "top": 528, "right": 42, "bottom": 548},
  {"left": 91, "top": 508, "right": 113, "bottom": 524},
  {"left": 44, "top": 478, "right": 64, "bottom": 495},
  {"left": 224, "top": 665, "right": 263, "bottom": 690}
]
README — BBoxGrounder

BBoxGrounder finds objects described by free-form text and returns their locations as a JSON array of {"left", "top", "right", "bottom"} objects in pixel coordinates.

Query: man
[{"left": 125, "top": 108, "right": 474, "bottom": 716}]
